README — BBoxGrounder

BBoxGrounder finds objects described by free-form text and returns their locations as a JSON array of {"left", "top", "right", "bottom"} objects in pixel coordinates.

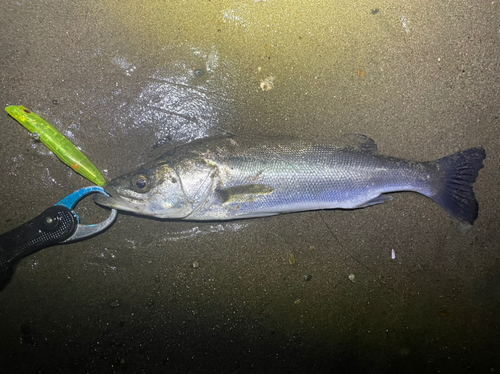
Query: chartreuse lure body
[{"left": 5, "top": 105, "right": 105, "bottom": 186}]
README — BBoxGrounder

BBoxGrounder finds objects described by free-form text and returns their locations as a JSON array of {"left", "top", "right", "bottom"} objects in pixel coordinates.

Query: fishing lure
[{"left": 5, "top": 105, "right": 105, "bottom": 186}]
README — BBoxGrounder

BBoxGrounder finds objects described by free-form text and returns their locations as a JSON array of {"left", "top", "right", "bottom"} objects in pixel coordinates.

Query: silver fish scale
[{"left": 189, "top": 141, "right": 435, "bottom": 219}]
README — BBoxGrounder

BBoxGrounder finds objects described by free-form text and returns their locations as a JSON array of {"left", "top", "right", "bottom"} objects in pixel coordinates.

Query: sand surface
[{"left": 1, "top": 0, "right": 499, "bottom": 372}]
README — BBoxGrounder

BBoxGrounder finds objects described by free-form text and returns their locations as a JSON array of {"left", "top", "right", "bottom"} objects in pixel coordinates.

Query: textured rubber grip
[{"left": 0, "top": 206, "right": 77, "bottom": 291}]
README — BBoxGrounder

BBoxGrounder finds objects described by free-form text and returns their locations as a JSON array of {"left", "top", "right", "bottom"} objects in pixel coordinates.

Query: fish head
[{"left": 95, "top": 160, "right": 195, "bottom": 219}]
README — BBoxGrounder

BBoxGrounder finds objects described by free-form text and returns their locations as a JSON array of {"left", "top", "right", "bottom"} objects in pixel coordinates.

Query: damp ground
[{"left": 1, "top": 0, "right": 499, "bottom": 372}]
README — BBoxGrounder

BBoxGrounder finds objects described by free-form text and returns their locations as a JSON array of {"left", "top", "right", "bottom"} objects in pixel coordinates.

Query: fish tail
[{"left": 430, "top": 147, "right": 486, "bottom": 224}]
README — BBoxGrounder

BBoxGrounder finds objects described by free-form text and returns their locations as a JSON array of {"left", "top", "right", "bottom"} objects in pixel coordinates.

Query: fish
[{"left": 94, "top": 134, "right": 486, "bottom": 224}]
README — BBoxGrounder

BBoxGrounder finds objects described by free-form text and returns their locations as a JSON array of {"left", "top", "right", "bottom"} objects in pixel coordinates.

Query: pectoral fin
[{"left": 218, "top": 184, "right": 275, "bottom": 204}]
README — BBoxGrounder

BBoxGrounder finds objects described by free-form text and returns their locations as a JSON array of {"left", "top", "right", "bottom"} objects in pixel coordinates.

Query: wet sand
[{"left": 1, "top": 0, "right": 499, "bottom": 372}]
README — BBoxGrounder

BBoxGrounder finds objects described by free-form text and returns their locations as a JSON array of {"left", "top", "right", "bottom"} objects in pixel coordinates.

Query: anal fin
[{"left": 355, "top": 194, "right": 393, "bottom": 208}]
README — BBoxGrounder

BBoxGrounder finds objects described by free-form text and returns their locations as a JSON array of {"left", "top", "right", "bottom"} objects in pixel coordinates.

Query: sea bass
[{"left": 94, "top": 134, "right": 486, "bottom": 224}]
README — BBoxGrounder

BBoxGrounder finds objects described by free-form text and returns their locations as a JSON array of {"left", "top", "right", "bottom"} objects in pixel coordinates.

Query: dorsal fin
[{"left": 340, "top": 133, "right": 378, "bottom": 153}]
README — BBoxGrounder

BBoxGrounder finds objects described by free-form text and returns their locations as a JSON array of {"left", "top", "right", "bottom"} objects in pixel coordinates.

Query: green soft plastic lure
[{"left": 5, "top": 105, "right": 105, "bottom": 186}]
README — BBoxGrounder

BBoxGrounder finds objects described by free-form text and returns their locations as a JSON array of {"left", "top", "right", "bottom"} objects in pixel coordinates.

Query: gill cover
[{"left": 98, "top": 161, "right": 194, "bottom": 218}]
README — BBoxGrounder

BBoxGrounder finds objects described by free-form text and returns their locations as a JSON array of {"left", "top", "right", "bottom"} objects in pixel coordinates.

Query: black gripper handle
[{"left": 0, "top": 206, "right": 78, "bottom": 291}]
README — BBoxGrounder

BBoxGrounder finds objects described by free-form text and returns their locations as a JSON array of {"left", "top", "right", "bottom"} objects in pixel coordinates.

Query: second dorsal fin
[{"left": 340, "top": 133, "right": 378, "bottom": 153}]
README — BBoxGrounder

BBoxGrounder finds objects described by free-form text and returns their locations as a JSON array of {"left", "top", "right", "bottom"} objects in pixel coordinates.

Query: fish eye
[
  {"left": 136, "top": 178, "right": 147, "bottom": 189},
  {"left": 131, "top": 175, "right": 149, "bottom": 192}
]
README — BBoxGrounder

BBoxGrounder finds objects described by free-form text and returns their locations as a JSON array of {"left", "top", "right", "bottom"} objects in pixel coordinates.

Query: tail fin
[{"left": 431, "top": 147, "right": 486, "bottom": 224}]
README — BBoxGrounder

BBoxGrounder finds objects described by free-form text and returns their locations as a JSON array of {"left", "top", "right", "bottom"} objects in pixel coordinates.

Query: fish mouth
[
  {"left": 94, "top": 193, "right": 123, "bottom": 209},
  {"left": 94, "top": 192, "right": 147, "bottom": 214}
]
